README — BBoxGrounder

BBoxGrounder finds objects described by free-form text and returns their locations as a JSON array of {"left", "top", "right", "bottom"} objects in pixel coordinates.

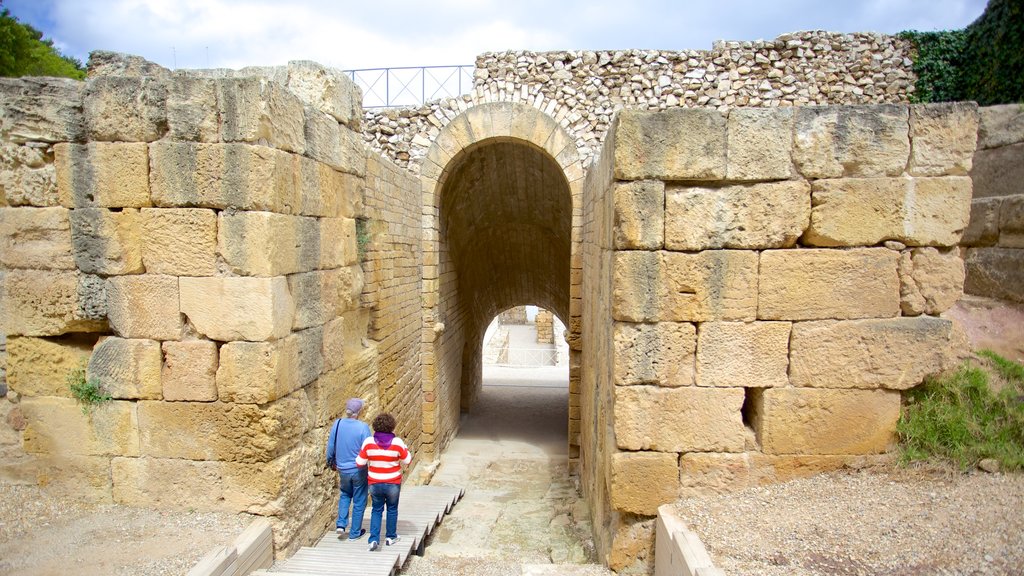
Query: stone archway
[{"left": 417, "top": 102, "right": 584, "bottom": 464}]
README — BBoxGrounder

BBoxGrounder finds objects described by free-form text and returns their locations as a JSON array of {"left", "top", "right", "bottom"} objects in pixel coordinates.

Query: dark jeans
[
  {"left": 368, "top": 482, "right": 401, "bottom": 544},
  {"left": 337, "top": 467, "right": 368, "bottom": 536}
]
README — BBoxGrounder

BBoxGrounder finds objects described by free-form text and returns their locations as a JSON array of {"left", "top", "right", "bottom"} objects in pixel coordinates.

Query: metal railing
[
  {"left": 345, "top": 65, "right": 474, "bottom": 108},
  {"left": 497, "top": 347, "right": 559, "bottom": 367}
]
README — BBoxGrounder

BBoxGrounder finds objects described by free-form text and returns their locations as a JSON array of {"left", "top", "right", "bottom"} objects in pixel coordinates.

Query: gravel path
[{"left": 674, "top": 467, "right": 1024, "bottom": 576}]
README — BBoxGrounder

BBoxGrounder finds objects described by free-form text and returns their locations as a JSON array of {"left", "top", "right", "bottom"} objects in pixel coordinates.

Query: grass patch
[
  {"left": 898, "top": 350, "right": 1024, "bottom": 471},
  {"left": 67, "top": 363, "right": 112, "bottom": 414}
]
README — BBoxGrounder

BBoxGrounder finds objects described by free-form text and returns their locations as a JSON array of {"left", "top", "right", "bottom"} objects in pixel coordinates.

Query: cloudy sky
[{"left": 6, "top": 0, "right": 988, "bottom": 72}]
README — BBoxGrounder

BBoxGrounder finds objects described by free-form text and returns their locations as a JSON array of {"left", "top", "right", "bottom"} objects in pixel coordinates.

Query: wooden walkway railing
[{"left": 251, "top": 485, "right": 464, "bottom": 576}]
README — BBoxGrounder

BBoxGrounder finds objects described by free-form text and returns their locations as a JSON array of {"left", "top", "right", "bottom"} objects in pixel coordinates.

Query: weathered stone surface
[
  {"left": 665, "top": 181, "right": 810, "bottom": 250},
  {"left": 758, "top": 248, "right": 900, "bottom": 320},
  {"left": 613, "top": 322, "right": 696, "bottom": 386},
  {"left": 286, "top": 60, "right": 361, "bottom": 128},
  {"left": 69, "top": 207, "right": 145, "bottom": 275},
  {"left": 162, "top": 340, "right": 218, "bottom": 402},
  {"left": 608, "top": 516, "right": 655, "bottom": 573},
  {"left": 320, "top": 217, "right": 358, "bottom": 268},
  {"left": 106, "top": 275, "right": 182, "bottom": 341},
  {"left": 793, "top": 105, "right": 909, "bottom": 178},
  {"left": 84, "top": 77, "right": 167, "bottom": 142},
  {"left": 112, "top": 456, "right": 227, "bottom": 510},
  {"left": 166, "top": 76, "right": 219, "bottom": 142},
  {"left": 88, "top": 336, "right": 162, "bottom": 400},
  {"left": 962, "top": 197, "right": 1002, "bottom": 247},
  {"left": 696, "top": 321, "right": 790, "bottom": 388},
  {"left": 0, "top": 77, "right": 84, "bottom": 144},
  {"left": 2, "top": 270, "right": 107, "bottom": 336},
  {"left": 614, "top": 109, "right": 726, "bottom": 181},
  {"left": 215, "top": 77, "right": 305, "bottom": 154},
  {"left": 86, "top": 51, "right": 172, "bottom": 79},
  {"left": 149, "top": 142, "right": 298, "bottom": 213},
  {"left": 179, "top": 276, "right": 295, "bottom": 342},
  {"left": 26, "top": 454, "right": 114, "bottom": 504},
  {"left": 613, "top": 251, "right": 758, "bottom": 322},
  {"left": 137, "top": 394, "right": 309, "bottom": 463},
  {"left": 6, "top": 334, "right": 95, "bottom": 397},
  {"left": 970, "top": 143, "right": 1024, "bottom": 199},
  {"left": 55, "top": 142, "right": 150, "bottom": 208},
  {"left": 615, "top": 385, "right": 746, "bottom": 452},
  {"left": 964, "top": 247, "right": 1024, "bottom": 303},
  {"left": 679, "top": 452, "right": 888, "bottom": 497},
  {"left": 899, "top": 247, "right": 965, "bottom": 315},
  {"left": 611, "top": 451, "right": 679, "bottom": 515},
  {"left": 140, "top": 207, "right": 218, "bottom": 276},
  {"left": 222, "top": 443, "right": 319, "bottom": 524},
  {"left": 754, "top": 388, "right": 901, "bottom": 455},
  {"left": 218, "top": 211, "right": 302, "bottom": 276},
  {"left": 804, "top": 177, "right": 971, "bottom": 247},
  {"left": 0, "top": 207, "right": 75, "bottom": 270},
  {"left": 217, "top": 337, "right": 301, "bottom": 404},
  {"left": 287, "top": 267, "right": 364, "bottom": 330},
  {"left": 613, "top": 180, "right": 664, "bottom": 250},
  {"left": 908, "top": 103, "right": 978, "bottom": 176},
  {"left": 304, "top": 108, "right": 366, "bottom": 177},
  {"left": 726, "top": 107, "right": 793, "bottom": 180},
  {"left": 999, "top": 195, "right": 1024, "bottom": 248},
  {"left": 0, "top": 143, "right": 58, "bottom": 206},
  {"left": 790, "top": 317, "right": 958, "bottom": 389},
  {"left": 21, "top": 396, "right": 140, "bottom": 456},
  {"left": 296, "top": 156, "right": 359, "bottom": 218},
  {"left": 977, "top": 103, "right": 1024, "bottom": 149}
]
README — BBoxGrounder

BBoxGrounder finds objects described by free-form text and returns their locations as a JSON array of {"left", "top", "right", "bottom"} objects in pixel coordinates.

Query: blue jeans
[
  {"left": 337, "top": 467, "right": 368, "bottom": 536},
  {"left": 368, "top": 482, "right": 401, "bottom": 544}
]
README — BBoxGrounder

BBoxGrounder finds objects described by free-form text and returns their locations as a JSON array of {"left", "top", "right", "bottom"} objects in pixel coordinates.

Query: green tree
[{"left": 0, "top": 6, "right": 85, "bottom": 79}]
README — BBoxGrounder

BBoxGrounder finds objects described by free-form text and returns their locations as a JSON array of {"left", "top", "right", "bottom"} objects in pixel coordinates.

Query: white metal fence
[{"left": 497, "top": 347, "right": 559, "bottom": 367}]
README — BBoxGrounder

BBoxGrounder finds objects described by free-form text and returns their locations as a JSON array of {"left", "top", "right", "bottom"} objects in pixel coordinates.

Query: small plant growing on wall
[
  {"left": 356, "top": 217, "right": 371, "bottom": 261},
  {"left": 67, "top": 362, "right": 112, "bottom": 414}
]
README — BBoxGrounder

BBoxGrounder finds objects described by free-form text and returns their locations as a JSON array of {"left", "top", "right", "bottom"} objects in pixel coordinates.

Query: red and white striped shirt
[{"left": 355, "top": 436, "right": 411, "bottom": 484}]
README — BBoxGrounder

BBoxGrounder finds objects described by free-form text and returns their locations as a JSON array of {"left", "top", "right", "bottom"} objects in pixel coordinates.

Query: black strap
[{"left": 329, "top": 418, "right": 341, "bottom": 467}]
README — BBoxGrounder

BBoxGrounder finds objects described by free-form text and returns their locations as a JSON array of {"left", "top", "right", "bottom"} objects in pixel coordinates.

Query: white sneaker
[
  {"left": 385, "top": 535, "right": 400, "bottom": 546},
  {"left": 368, "top": 540, "right": 379, "bottom": 552}
]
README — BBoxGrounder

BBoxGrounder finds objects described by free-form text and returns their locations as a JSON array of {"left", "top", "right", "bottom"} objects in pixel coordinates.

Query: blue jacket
[{"left": 326, "top": 417, "right": 372, "bottom": 474}]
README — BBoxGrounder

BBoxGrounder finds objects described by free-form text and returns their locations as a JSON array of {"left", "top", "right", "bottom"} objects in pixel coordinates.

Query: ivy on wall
[{"left": 901, "top": 0, "right": 1023, "bottom": 105}]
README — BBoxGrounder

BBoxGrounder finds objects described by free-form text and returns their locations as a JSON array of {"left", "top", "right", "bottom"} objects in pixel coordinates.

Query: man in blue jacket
[{"left": 326, "top": 398, "right": 372, "bottom": 539}]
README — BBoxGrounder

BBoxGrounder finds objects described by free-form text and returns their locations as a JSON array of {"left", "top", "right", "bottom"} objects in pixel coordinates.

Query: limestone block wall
[
  {"left": 581, "top": 103, "right": 974, "bottom": 572},
  {"left": 0, "top": 55, "right": 424, "bottom": 557},
  {"left": 536, "top": 309, "right": 554, "bottom": 344},
  {"left": 963, "top": 104, "right": 1024, "bottom": 303}
]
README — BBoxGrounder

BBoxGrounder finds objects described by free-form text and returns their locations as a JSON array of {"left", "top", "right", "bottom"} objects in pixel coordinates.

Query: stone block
[
  {"left": 614, "top": 109, "right": 727, "bottom": 181},
  {"left": 970, "top": 143, "right": 1024, "bottom": 199},
  {"left": 179, "top": 276, "right": 295, "bottom": 342},
  {"left": 217, "top": 211, "right": 304, "bottom": 276},
  {"left": 296, "top": 156, "right": 357, "bottom": 218},
  {"left": 0, "top": 143, "right": 58, "bottom": 207},
  {"left": 908, "top": 103, "right": 978, "bottom": 176},
  {"left": 69, "top": 207, "right": 145, "bottom": 275},
  {"left": 286, "top": 60, "right": 361, "bottom": 128},
  {"left": 288, "top": 267, "right": 364, "bottom": 330},
  {"left": 88, "top": 336, "right": 162, "bottom": 400},
  {"left": 2, "top": 270, "right": 107, "bottom": 336},
  {"left": 218, "top": 337, "right": 301, "bottom": 404},
  {"left": 696, "top": 322, "right": 790, "bottom": 388},
  {"left": 804, "top": 177, "right": 971, "bottom": 247},
  {"left": 754, "top": 388, "right": 900, "bottom": 455},
  {"left": 162, "top": 340, "right": 218, "bottom": 402},
  {"left": 977, "top": 103, "right": 1024, "bottom": 149},
  {"left": 613, "top": 180, "right": 664, "bottom": 250},
  {"left": 84, "top": 76, "right": 167, "bottom": 142},
  {"left": 28, "top": 454, "right": 113, "bottom": 504},
  {"left": 319, "top": 217, "right": 358, "bottom": 268},
  {"left": 758, "top": 248, "right": 900, "bottom": 320},
  {"left": 793, "top": 105, "right": 909, "bottom": 178},
  {"left": 613, "top": 322, "right": 696, "bottom": 386},
  {"left": 6, "top": 334, "right": 96, "bottom": 397},
  {"left": 140, "top": 207, "right": 218, "bottom": 276},
  {"left": 137, "top": 394, "right": 309, "bottom": 463},
  {"left": 660, "top": 251, "right": 758, "bottom": 322},
  {"left": 149, "top": 142, "right": 298, "bottom": 213},
  {"left": 726, "top": 107, "right": 793, "bottom": 180},
  {"left": 899, "top": 247, "right": 965, "bottom": 315},
  {"left": 608, "top": 516, "right": 655, "bottom": 573},
  {"left": 0, "top": 77, "right": 84, "bottom": 144},
  {"left": 166, "top": 76, "right": 219, "bottom": 142},
  {"left": 55, "top": 143, "right": 151, "bottom": 208},
  {"left": 610, "top": 451, "right": 679, "bottom": 516},
  {"left": 0, "top": 206, "right": 75, "bottom": 270},
  {"left": 999, "top": 195, "right": 1024, "bottom": 248},
  {"left": 964, "top": 247, "right": 1024, "bottom": 303},
  {"left": 21, "top": 396, "right": 140, "bottom": 456},
  {"left": 790, "top": 317, "right": 958, "bottom": 389},
  {"left": 962, "top": 197, "right": 1002, "bottom": 247},
  {"left": 222, "top": 443, "right": 318, "bottom": 517},
  {"left": 665, "top": 181, "right": 810, "bottom": 250},
  {"left": 106, "top": 275, "right": 182, "bottom": 341},
  {"left": 679, "top": 453, "right": 885, "bottom": 497},
  {"left": 215, "top": 77, "right": 305, "bottom": 154},
  {"left": 112, "top": 456, "right": 227, "bottom": 510},
  {"left": 615, "top": 385, "right": 746, "bottom": 452}
]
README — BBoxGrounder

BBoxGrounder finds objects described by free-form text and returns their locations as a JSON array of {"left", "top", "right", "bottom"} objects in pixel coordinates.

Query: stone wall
[
  {"left": 0, "top": 55, "right": 425, "bottom": 557},
  {"left": 536, "top": 309, "right": 554, "bottom": 344},
  {"left": 581, "top": 103, "right": 974, "bottom": 572},
  {"left": 963, "top": 104, "right": 1024, "bottom": 303},
  {"left": 362, "top": 31, "right": 914, "bottom": 173}
]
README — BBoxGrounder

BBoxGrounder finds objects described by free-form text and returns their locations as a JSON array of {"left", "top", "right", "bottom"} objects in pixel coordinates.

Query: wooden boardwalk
[{"left": 251, "top": 485, "right": 464, "bottom": 576}]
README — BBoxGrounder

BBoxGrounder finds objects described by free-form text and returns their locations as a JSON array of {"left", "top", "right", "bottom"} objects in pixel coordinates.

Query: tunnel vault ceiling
[{"left": 440, "top": 138, "right": 572, "bottom": 328}]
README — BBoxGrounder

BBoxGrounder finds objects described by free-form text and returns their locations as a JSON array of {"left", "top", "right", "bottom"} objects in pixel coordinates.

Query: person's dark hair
[{"left": 372, "top": 412, "right": 396, "bottom": 434}]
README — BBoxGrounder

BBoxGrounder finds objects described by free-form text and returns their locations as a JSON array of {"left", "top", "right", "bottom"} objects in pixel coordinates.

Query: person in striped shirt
[{"left": 356, "top": 412, "right": 412, "bottom": 552}]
